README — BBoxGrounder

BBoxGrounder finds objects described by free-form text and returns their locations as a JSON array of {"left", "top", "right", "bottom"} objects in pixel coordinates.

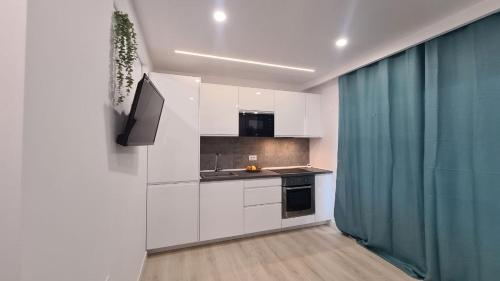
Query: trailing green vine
[{"left": 113, "top": 10, "right": 138, "bottom": 105}]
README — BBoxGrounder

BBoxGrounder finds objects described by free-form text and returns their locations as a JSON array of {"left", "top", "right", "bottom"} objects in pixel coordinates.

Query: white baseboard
[
  {"left": 136, "top": 251, "right": 147, "bottom": 281},
  {"left": 148, "top": 221, "right": 331, "bottom": 254}
]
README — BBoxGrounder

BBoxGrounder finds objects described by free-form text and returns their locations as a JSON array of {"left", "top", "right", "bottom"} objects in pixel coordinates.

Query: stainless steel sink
[{"left": 200, "top": 171, "right": 238, "bottom": 178}]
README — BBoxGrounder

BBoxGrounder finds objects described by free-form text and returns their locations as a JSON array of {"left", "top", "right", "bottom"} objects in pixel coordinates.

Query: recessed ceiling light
[
  {"left": 213, "top": 10, "right": 227, "bottom": 22},
  {"left": 335, "top": 38, "right": 348, "bottom": 48},
  {"left": 174, "top": 50, "right": 315, "bottom": 73},
  {"left": 195, "top": 78, "right": 201, "bottom": 83},
  {"left": 256, "top": 92, "right": 262, "bottom": 95}
]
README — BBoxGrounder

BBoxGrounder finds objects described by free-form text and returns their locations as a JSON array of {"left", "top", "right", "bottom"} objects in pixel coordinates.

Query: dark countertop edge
[
  {"left": 200, "top": 168, "right": 333, "bottom": 182},
  {"left": 200, "top": 173, "right": 281, "bottom": 182}
]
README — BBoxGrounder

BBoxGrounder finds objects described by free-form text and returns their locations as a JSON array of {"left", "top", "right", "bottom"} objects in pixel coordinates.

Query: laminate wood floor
[{"left": 141, "top": 224, "right": 415, "bottom": 281}]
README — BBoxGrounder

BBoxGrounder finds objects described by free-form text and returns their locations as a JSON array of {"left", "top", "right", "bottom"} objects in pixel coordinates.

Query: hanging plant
[{"left": 112, "top": 10, "right": 138, "bottom": 105}]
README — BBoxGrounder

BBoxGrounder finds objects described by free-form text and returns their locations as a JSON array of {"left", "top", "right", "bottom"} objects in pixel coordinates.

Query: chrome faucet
[{"left": 214, "top": 153, "right": 222, "bottom": 172}]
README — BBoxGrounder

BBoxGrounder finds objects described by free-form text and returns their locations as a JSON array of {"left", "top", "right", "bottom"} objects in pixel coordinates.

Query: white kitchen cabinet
[
  {"left": 282, "top": 215, "right": 315, "bottom": 228},
  {"left": 147, "top": 183, "right": 199, "bottom": 250},
  {"left": 315, "top": 173, "right": 335, "bottom": 222},
  {"left": 147, "top": 73, "right": 200, "bottom": 183},
  {"left": 274, "top": 91, "right": 306, "bottom": 137},
  {"left": 305, "top": 94, "right": 322, "bottom": 137},
  {"left": 238, "top": 87, "right": 274, "bottom": 112},
  {"left": 200, "top": 83, "right": 239, "bottom": 136},
  {"left": 244, "top": 186, "right": 281, "bottom": 206},
  {"left": 200, "top": 181, "right": 244, "bottom": 241},
  {"left": 243, "top": 178, "right": 281, "bottom": 188},
  {"left": 245, "top": 203, "right": 282, "bottom": 234}
]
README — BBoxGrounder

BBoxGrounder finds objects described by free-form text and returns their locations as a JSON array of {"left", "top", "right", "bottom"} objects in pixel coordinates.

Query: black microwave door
[
  {"left": 261, "top": 114, "right": 274, "bottom": 137},
  {"left": 239, "top": 114, "right": 248, "bottom": 136},
  {"left": 239, "top": 113, "right": 274, "bottom": 137}
]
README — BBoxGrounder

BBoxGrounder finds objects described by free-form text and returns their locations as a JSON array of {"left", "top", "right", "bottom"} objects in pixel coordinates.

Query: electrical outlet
[{"left": 249, "top": 155, "right": 257, "bottom": 161}]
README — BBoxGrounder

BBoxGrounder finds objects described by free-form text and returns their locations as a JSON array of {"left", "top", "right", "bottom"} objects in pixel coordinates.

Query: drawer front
[
  {"left": 282, "top": 215, "right": 316, "bottom": 228},
  {"left": 244, "top": 178, "right": 281, "bottom": 188},
  {"left": 244, "top": 204, "right": 282, "bottom": 234},
  {"left": 244, "top": 186, "right": 282, "bottom": 206}
]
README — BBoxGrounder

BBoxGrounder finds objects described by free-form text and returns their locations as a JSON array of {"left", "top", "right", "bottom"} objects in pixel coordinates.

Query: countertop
[{"left": 200, "top": 167, "right": 333, "bottom": 182}]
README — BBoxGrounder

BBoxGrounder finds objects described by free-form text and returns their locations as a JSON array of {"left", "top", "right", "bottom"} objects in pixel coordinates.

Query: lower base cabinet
[
  {"left": 148, "top": 174, "right": 335, "bottom": 251},
  {"left": 315, "top": 173, "right": 335, "bottom": 222},
  {"left": 147, "top": 182, "right": 199, "bottom": 250},
  {"left": 244, "top": 203, "right": 282, "bottom": 234},
  {"left": 200, "top": 181, "right": 244, "bottom": 241}
]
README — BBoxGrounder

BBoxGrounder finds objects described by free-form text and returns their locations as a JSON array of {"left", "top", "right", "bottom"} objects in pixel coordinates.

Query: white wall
[
  {"left": 0, "top": 1, "right": 26, "bottom": 281},
  {"left": 309, "top": 79, "right": 339, "bottom": 172},
  {"left": 22, "top": 1, "right": 148, "bottom": 281}
]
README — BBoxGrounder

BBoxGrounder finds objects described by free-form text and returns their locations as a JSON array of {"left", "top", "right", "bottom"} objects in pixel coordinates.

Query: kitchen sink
[{"left": 200, "top": 171, "right": 238, "bottom": 178}]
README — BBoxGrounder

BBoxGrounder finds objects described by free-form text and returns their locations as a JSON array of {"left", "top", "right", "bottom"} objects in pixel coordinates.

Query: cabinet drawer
[
  {"left": 282, "top": 215, "right": 315, "bottom": 228},
  {"left": 244, "top": 178, "right": 281, "bottom": 188},
  {"left": 244, "top": 186, "right": 281, "bottom": 206},
  {"left": 244, "top": 204, "right": 282, "bottom": 234}
]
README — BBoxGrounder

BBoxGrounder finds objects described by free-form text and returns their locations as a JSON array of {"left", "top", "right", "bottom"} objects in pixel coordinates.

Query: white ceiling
[{"left": 132, "top": 0, "right": 483, "bottom": 90}]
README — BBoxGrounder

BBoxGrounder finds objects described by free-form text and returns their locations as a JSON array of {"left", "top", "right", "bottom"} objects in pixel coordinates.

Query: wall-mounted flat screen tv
[{"left": 116, "top": 74, "right": 165, "bottom": 146}]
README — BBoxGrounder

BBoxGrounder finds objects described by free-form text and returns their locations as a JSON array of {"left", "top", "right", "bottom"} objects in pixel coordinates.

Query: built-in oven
[
  {"left": 281, "top": 175, "right": 315, "bottom": 219},
  {"left": 239, "top": 112, "right": 274, "bottom": 137}
]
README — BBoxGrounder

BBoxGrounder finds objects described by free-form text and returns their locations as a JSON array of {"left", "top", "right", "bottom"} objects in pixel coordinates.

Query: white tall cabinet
[
  {"left": 146, "top": 73, "right": 200, "bottom": 250},
  {"left": 148, "top": 73, "right": 200, "bottom": 183},
  {"left": 200, "top": 83, "right": 239, "bottom": 136},
  {"left": 274, "top": 91, "right": 306, "bottom": 137}
]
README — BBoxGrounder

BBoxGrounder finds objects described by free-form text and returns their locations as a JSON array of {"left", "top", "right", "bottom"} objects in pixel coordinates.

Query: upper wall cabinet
[
  {"left": 305, "top": 94, "right": 322, "bottom": 137},
  {"left": 274, "top": 91, "right": 306, "bottom": 137},
  {"left": 238, "top": 87, "right": 274, "bottom": 112},
  {"left": 200, "top": 83, "right": 239, "bottom": 136},
  {"left": 148, "top": 73, "right": 200, "bottom": 184}
]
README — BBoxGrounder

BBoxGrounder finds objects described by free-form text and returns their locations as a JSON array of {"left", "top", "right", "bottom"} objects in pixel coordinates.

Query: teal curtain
[
  {"left": 336, "top": 46, "right": 427, "bottom": 278},
  {"left": 335, "top": 12, "right": 500, "bottom": 281},
  {"left": 424, "top": 14, "right": 500, "bottom": 281}
]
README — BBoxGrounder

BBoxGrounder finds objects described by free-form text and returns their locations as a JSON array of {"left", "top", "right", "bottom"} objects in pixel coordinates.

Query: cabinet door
[
  {"left": 200, "top": 181, "right": 244, "bottom": 241},
  {"left": 200, "top": 83, "right": 239, "bottom": 136},
  {"left": 148, "top": 73, "right": 200, "bottom": 183},
  {"left": 274, "top": 91, "right": 306, "bottom": 137},
  {"left": 147, "top": 182, "right": 199, "bottom": 250},
  {"left": 305, "top": 94, "right": 322, "bottom": 137},
  {"left": 244, "top": 204, "right": 282, "bottom": 234},
  {"left": 315, "top": 174, "right": 335, "bottom": 222},
  {"left": 238, "top": 87, "right": 274, "bottom": 112}
]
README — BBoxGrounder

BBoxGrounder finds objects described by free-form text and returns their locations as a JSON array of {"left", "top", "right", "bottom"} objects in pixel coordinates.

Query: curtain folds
[{"left": 335, "top": 12, "right": 500, "bottom": 281}]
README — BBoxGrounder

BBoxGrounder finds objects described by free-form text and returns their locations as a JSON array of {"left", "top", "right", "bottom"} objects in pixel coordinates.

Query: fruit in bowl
[{"left": 245, "top": 165, "right": 261, "bottom": 172}]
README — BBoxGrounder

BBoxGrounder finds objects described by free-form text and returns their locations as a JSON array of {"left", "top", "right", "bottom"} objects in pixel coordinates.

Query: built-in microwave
[{"left": 239, "top": 112, "right": 274, "bottom": 137}]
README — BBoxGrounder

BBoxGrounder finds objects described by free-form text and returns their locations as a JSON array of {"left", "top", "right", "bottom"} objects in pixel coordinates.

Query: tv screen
[{"left": 117, "top": 74, "right": 165, "bottom": 146}]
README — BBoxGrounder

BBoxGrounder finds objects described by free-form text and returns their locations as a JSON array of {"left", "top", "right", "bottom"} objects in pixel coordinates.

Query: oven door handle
[{"left": 285, "top": 185, "right": 312, "bottom": 191}]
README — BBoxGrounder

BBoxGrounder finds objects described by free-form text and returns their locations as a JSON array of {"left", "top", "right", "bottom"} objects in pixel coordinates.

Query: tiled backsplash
[{"left": 200, "top": 137, "right": 309, "bottom": 170}]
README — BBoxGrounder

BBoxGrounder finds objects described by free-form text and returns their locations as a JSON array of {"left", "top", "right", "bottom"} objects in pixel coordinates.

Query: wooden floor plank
[{"left": 141, "top": 224, "right": 415, "bottom": 281}]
